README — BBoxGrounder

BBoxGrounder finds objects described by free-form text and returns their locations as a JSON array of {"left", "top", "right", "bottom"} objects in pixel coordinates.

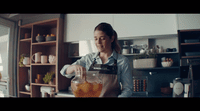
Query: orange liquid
[{"left": 72, "top": 81, "right": 102, "bottom": 97}]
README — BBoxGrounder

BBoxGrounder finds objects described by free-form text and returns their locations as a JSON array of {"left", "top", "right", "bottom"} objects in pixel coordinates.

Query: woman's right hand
[{"left": 66, "top": 65, "right": 86, "bottom": 79}]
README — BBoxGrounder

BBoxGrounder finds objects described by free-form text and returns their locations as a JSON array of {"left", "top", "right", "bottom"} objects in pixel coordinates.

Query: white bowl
[
  {"left": 25, "top": 84, "right": 30, "bottom": 91},
  {"left": 161, "top": 61, "right": 173, "bottom": 67}
]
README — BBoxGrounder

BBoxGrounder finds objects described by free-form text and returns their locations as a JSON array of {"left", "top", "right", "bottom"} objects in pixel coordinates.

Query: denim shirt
[{"left": 60, "top": 50, "right": 133, "bottom": 97}]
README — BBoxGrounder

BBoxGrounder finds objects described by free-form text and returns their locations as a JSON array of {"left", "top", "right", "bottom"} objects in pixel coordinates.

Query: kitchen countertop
[
  {"left": 132, "top": 92, "right": 172, "bottom": 98},
  {"left": 55, "top": 90, "right": 173, "bottom": 98},
  {"left": 55, "top": 90, "right": 75, "bottom": 97}
]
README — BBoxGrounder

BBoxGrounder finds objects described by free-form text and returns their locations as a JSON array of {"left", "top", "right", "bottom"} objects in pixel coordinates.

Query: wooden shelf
[
  {"left": 134, "top": 66, "right": 180, "bottom": 71},
  {"left": 182, "top": 56, "right": 200, "bottom": 59},
  {"left": 19, "top": 91, "right": 31, "bottom": 95},
  {"left": 32, "top": 41, "right": 56, "bottom": 46},
  {"left": 69, "top": 56, "right": 82, "bottom": 58},
  {"left": 19, "top": 65, "right": 31, "bottom": 67},
  {"left": 122, "top": 52, "right": 179, "bottom": 56},
  {"left": 122, "top": 53, "right": 140, "bottom": 56},
  {"left": 31, "top": 83, "right": 56, "bottom": 87},
  {"left": 157, "top": 52, "right": 179, "bottom": 54},
  {"left": 181, "top": 42, "right": 200, "bottom": 46},
  {"left": 179, "top": 29, "right": 200, "bottom": 32},
  {"left": 31, "top": 63, "right": 56, "bottom": 66},
  {"left": 20, "top": 38, "right": 31, "bottom": 42}
]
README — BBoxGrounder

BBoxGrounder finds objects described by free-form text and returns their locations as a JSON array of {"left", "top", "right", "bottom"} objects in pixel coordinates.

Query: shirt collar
[{"left": 92, "top": 50, "right": 118, "bottom": 60}]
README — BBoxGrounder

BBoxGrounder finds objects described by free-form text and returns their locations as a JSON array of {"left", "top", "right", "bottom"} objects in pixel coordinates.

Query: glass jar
[
  {"left": 122, "top": 41, "right": 129, "bottom": 54},
  {"left": 71, "top": 71, "right": 103, "bottom": 97}
]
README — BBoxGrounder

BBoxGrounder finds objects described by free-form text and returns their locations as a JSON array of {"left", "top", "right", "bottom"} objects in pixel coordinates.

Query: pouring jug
[{"left": 31, "top": 52, "right": 42, "bottom": 63}]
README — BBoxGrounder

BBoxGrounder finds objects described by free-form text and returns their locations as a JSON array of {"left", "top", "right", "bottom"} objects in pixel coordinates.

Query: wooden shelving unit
[
  {"left": 17, "top": 18, "right": 71, "bottom": 97},
  {"left": 178, "top": 29, "right": 200, "bottom": 97},
  {"left": 178, "top": 29, "right": 200, "bottom": 60}
]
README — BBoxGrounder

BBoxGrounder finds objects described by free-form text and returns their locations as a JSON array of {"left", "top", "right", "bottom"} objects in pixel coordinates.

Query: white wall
[{"left": 177, "top": 14, "right": 200, "bottom": 30}]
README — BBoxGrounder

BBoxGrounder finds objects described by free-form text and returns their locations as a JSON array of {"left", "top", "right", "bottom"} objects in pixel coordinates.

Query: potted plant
[
  {"left": 133, "top": 49, "right": 157, "bottom": 69},
  {"left": 43, "top": 71, "right": 55, "bottom": 85}
]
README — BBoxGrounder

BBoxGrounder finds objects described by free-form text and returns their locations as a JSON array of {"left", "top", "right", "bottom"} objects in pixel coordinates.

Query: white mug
[
  {"left": 23, "top": 57, "right": 30, "bottom": 65},
  {"left": 41, "top": 55, "right": 47, "bottom": 64}
]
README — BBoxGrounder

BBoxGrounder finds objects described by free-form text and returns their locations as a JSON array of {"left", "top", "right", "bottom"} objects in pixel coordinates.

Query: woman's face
[{"left": 94, "top": 30, "right": 114, "bottom": 53}]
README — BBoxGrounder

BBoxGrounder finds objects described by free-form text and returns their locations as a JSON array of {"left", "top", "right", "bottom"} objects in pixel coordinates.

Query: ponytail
[{"left": 112, "top": 30, "right": 121, "bottom": 54}]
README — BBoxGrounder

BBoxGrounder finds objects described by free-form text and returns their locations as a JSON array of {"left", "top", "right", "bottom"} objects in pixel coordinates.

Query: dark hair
[{"left": 94, "top": 22, "right": 121, "bottom": 54}]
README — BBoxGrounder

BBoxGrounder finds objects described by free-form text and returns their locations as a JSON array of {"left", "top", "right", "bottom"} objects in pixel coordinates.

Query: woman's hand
[{"left": 66, "top": 65, "right": 86, "bottom": 79}]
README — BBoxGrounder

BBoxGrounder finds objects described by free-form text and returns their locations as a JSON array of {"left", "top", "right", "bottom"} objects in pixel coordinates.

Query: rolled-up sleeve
[
  {"left": 60, "top": 56, "right": 87, "bottom": 78},
  {"left": 118, "top": 58, "right": 133, "bottom": 97}
]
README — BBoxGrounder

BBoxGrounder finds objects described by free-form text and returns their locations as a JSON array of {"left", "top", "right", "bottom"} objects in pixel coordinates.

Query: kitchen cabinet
[
  {"left": 65, "top": 14, "right": 178, "bottom": 42},
  {"left": 177, "top": 14, "right": 200, "bottom": 30},
  {"left": 113, "top": 14, "right": 177, "bottom": 38},
  {"left": 64, "top": 14, "right": 113, "bottom": 42}
]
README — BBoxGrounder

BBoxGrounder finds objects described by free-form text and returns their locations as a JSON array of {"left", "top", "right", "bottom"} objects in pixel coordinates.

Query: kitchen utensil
[
  {"left": 161, "top": 57, "right": 166, "bottom": 62},
  {"left": 23, "top": 57, "right": 30, "bottom": 65},
  {"left": 37, "top": 74, "right": 43, "bottom": 81},
  {"left": 25, "top": 33, "right": 30, "bottom": 39},
  {"left": 46, "top": 36, "right": 56, "bottom": 41},
  {"left": 41, "top": 55, "right": 47, "bottom": 64},
  {"left": 122, "top": 48, "right": 129, "bottom": 54},
  {"left": 140, "top": 48, "right": 145, "bottom": 54},
  {"left": 49, "top": 55, "right": 56, "bottom": 64},
  {"left": 122, "top": 41, "right": 129, "bottom": 54},
  {"left": 161, "top": 61, "right": 173, "bottom": 67},
  {"left": 142, "top": 44, "right": 148, "bottom": 50},
  {"left": 71, "top": 71, "right": 102, "bottom": 97},
  {"left": 35, "top": 74, "right": 43, "bottom": 84},
  {"left": 36, "top": 34, "right": 45, "bottom": 42},
  {"left": 166, "top": 48, "right": 176, "bottom": 52},
  {"left": 173, "top": 78, "right": 192, "bottom": 97},
  {"left": 25, "top": 84, "right": 30, "bottom": 91},
  {"left": 159, "top": 46, "right": 163, "bottom": 53},
  {"left": 124, "top": 41, "right": 128, "bottom": 45},
  {"left": 173, "top": 82, "right": 184, "bottom": 96},
  {"left": 31, "top": 52, "right": 42, "bottom": 63}
]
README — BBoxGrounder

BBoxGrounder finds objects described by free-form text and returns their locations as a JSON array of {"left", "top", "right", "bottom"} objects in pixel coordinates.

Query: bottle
[
  {"left": 71, "top": 71, "right": 103, "bottom": 97},
  {"left": 122, "top": 41, "right": 129, "bottom": 54}
]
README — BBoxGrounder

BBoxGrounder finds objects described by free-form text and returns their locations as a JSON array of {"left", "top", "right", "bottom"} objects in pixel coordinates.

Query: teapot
[{"left": 31, "top": 52, "right": 42, "bottom": 63}]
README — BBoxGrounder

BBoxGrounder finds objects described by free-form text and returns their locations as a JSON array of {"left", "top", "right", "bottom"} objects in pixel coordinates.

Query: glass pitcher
[{"left": 71, "top": 71, "right": 102, "bottom": 97}]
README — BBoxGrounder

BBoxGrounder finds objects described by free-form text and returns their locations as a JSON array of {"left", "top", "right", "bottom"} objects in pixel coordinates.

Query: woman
[{"left": 60, "top": 22, "right": 133, "bottom": 97}]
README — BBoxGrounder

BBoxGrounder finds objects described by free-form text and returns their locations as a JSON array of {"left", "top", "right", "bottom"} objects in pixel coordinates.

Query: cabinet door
[
  {"left": 113, "top": 14, "right": 177, "bottom": 38},
  {"left": 64, "top": 14, "right": 113, "bottom": 42},
  {"left": 177, "top": 14, "right": 200, "bottom": 30}
]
